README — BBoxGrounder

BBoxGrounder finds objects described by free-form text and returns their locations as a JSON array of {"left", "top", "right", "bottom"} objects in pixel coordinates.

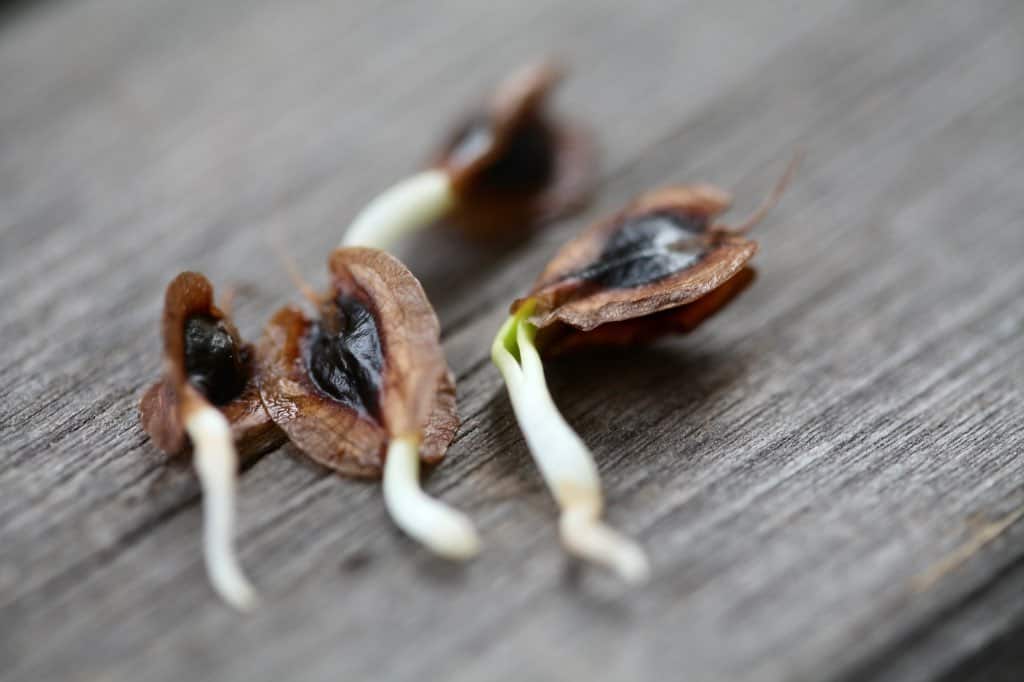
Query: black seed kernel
[
  {"left": 308, "top": 296, "right": 384, "bottom": 418},
  {"left": 450, "top": 114, "right": 555, "bottom": 192},
  {"left": 183, "top": 315, "right": 248, "bottom": 405},
  {"left": 575, "top": 212, "right": 709, "bottom": 289}
]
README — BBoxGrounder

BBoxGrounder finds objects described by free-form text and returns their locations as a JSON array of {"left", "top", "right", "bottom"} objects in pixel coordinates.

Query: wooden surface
[{"left": 2, "top": 1, "right": 1022, "bottom": 680}]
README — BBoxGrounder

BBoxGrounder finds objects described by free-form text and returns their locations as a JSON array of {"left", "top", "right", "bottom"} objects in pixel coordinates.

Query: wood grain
[{"left": 1, "top": 0, "right": 1022, "bottom": 680}]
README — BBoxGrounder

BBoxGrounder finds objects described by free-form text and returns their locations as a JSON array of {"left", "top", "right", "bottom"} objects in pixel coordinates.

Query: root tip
[
  {"left": 615, "top": 544, "right": 651, "bottom": 585},
  {"left": 431, "top": 521, "right": 482, "bottom": 561},
  {"left": 560, "top": 509, "right": 650, "bottom": 585},
  {"left": 210, "top": 566, "right": 259, "bottom": 612}
]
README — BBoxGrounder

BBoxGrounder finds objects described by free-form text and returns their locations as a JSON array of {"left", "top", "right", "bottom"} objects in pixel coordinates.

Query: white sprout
[
  {"left": 184, "top": 405, "right": 257, "bottom": 611},
  {"left": 491, "top": 305, "right": 650, "bottom": 583},
  {"left": 382, "top": 434, "right": 481, "bottom": 560},
  {"left": 340, "top": 170, "right": 456, "bottom": 250}
]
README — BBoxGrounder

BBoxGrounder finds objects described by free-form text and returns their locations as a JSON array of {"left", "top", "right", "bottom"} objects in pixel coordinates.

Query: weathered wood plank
[{"left": 1, "top": 0, "right": 1022, "bottom": 680}]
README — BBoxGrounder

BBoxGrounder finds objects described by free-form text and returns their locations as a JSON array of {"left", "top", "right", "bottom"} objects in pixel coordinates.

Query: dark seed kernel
[
  {"left": 575, "top": 212, "right": 709, "bottom": 289},
  {"left": 308, "top": 296, "right": 384, "bottom": 419},
  {"left": 183, "top": 315, "right": 248, "bottom": 405},
  {"left": 451, "top": 114, "right": 556, "bottom": 192},
  {"left": 447, "top": 117, "right": 495, "bottom": 170}
]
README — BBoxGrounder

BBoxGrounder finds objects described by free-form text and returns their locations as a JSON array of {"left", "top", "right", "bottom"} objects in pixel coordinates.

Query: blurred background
[{"left": 2, "top": 1, "right": 1022, "bottom": 681}]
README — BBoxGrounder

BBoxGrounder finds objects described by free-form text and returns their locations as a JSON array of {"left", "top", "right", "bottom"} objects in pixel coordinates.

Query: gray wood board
[{"left": 1, "top": 0, "right": 1022, "bottom": 680}]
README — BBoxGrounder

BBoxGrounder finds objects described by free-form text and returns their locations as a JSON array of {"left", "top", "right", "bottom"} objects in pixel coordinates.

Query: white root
[
  {"left": 491, "top": 312, "right": 650, "bottom": 583},
  {"left": 340, "top": 170, "right": 456, "bottom": 250},
  {"left": 382, "top": 435, "right": 481, "bottom": 560},
  {"left": 185, "top": 406, "right": 257, "bottom": 611}
]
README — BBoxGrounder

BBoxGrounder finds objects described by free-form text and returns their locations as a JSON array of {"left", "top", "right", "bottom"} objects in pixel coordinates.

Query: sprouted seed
[
  {"left": 341, "top": 59, "right": 597, "bottom": 250},
  {"left": 140, "top": 272, "right": 284, "bottom": 610},
  {"left": 492, "top": 157, "right": 799, "bottom": 581},
  {"left": 257, "top": 247, "right": 479, "bottom": 559},
  {"left": 492, "top": 301, "right": 649, "bottom": 583}
]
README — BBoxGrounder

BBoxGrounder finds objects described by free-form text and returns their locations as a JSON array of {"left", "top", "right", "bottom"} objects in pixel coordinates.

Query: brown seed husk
[
  {"left": 257, "top": 248, "right": 458, "bottom": 478},
  {"left": 511, "top": 185, "right": 759, "bottom": 349},
  {"left": 139, "top": 272, "right": 284, "bottom": 457},
  {"left": 535, "top": 268, "right": 756, "bottom": 357},
  {"left": 433, "top": 60, "right": 597, "bottom": 238}
]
